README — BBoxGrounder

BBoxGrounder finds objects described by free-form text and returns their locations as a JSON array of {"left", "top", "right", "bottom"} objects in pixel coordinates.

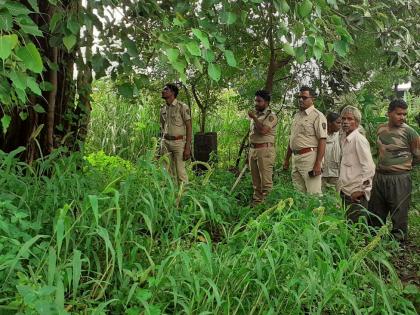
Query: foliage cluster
[{"left": 0, "top": 146, "right": 418, "bottom": 314}]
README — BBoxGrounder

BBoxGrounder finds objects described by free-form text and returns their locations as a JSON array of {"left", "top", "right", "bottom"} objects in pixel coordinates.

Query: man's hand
[
  {"left": 283, "top": 159, "right": 290, "bottom": 170},
  {"left": 312, "top": 161, "right": 322, "bottom": 176},
  {"left": 183, "top": 144, "right": 191, "bottom": 161},
  {"left": 350, "top": 191, "right": 365, "bottom": 203},
  {"left": 248, "top": 110, "right": 257, "bottom": 119}
]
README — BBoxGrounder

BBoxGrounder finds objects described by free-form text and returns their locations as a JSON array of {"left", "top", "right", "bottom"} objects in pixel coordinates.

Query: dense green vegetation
[
  {"left": 0, "top": 144, "right": 418, "bottom": 314},
  {"left": 1, "top": 87, "right": 419, "bottom": 313}
]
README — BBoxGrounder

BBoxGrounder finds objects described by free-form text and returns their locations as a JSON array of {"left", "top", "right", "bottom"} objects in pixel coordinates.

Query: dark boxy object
[{"left": 193, "top": 132, "right": 217, "bottom": 172}]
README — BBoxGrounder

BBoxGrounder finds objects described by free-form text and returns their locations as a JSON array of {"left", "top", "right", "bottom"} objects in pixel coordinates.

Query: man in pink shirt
[{"left": 339, "top": 106, "right": 375, "bottom": 223}]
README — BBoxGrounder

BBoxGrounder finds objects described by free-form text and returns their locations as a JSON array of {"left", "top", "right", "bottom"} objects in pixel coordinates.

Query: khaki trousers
[
  {"left": 249, "top": 147, "right": 276, "bottom": 203},
  {"left": 322, "top": 177, "right": 339, "bottom": 192},
  {"left": 292, "top": 150, "right": 322, "bottom": 195},
  {"left": 161, "top": 139, "right": 188, "bottom": 184}
]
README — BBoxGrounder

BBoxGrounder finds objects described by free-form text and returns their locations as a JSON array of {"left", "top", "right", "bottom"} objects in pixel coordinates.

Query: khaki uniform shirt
[
  {"left": 249, "top": 108, "right": 277, "bottom": 144},
  {"left": 339, "top": 129, "right": 375, "bottom": 200},
  {"left": 289, "top": 106, "right": 327, "bottom": 151},
  {"left": 323, "top": 132, "right": 341, "bottom": 178},
  {"left": 160, "top": 99, "right": 191, "bottom": 136},
  {"left": 377, "top": 123, "right": 420, "bottom": 173}
]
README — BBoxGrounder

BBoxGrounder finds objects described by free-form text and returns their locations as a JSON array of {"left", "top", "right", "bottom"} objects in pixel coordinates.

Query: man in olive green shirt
[{"left": 369, "top": 99, "right": 420, "bottom": 241}]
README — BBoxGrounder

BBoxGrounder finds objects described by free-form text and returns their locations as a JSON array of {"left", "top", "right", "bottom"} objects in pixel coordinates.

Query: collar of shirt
[
  {"left": 303, "top": 105, "right": 315, "bottom": 115},
  {"left": 167, "top": 99, "right": 178, "bottom": 106},
  {"left": 345, "top": 128, "right": 360, "bottom": 143},
  {"left": 327, "top": 132, "right": 339, "bottom": 142}
]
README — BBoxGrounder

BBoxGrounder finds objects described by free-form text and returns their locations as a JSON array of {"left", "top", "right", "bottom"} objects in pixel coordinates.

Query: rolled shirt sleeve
[{"left": 181, "top": 103, "right": 191, "bottom": 122}]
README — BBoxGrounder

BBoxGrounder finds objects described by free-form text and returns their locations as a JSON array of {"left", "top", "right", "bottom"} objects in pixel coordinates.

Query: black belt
[
  {"left": 164, "top": 134, "right": 185, "bottom": 140},
  {"left": 250, "top": 143, "right": 274, "bottom": 148},
  {"left": 376, "top": 169, "right": 410, "bottom": 175}
]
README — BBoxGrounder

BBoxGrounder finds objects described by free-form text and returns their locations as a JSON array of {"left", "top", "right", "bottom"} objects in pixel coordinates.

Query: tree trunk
[
  {"left": 265, "top": 56, "right": 277, "bottom": 93},
  {"left": 0, "top": 0, "right": 92, "bottom": 160},
  {"left": 200, "top": 109, "right": 206, "bottom": 134},
  {"left": 46, "top": 47, "right": 58, "bottom": 153}
]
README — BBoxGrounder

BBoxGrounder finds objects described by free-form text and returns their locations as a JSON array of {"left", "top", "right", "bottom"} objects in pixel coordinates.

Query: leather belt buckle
[
  {"left": 164, "top": 134, "right": 184, "bottom": 140},
  {"left": 293, "top": 147, "right": 317, "bottom": 155}
]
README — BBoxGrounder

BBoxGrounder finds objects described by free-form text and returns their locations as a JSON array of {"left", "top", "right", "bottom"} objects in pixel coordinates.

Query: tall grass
[
  {"left": 0, "top": 147, "right": 417, "bottom": 314},
  {"left": 86, "top": 80, "right": 161, "bottom": 160},
  {"left": 86, "top": 81, "right": 294, "bottom": 167}
]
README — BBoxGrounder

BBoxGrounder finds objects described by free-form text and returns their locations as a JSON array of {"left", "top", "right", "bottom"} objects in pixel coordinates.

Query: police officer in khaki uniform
[
  {"left": 283, "top": 86, "right": 327, "bottom": 194},
  {"left": 248, "top": 90, "right": 278, "bottom": 205},
  {"left": 160, "top": 83, "right": 192, "bottom": 184}
]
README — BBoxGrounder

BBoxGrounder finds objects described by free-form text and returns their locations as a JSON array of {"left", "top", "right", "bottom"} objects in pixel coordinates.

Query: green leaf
[
  {"left": 322, "top": 53, "right": 335, "bottom": 69},
  {"left": 220, "top": 12, "right": 237, "bottom": 25},
  {"left": 208, "top": 63, "right": 221, "bottom": 81},
  {"left": 295, "top": 46, "right": 306, "bottom": 64},
  {"left": 26, "top": 77, "right": 42, "bottom": 96},
  {"left": 135, "top": 289, "right": 152, "bottom": 302},
  {"left": 0, "top": 12, "right": 13, "bottom": 31},
  {"left": 5, "top": 2, "right": 31, "bottom": 16},
  {"left": 118, "top": 83, "right": 134, "bottom": 98},
  {"left": 331, "top": 15, "right": 342, "bottom": 25},
  {"left": 49, "top": 12, "right": 62, "bottom": 32},
  {"left": 10, "top": 71, "right": 27, "bottom": 90},
  {"left": 333, "top": 40, "right": 348, "bottom": 57},
  {"left": 72, "top": 250, "right": 82, "bottom": 298},
  {"left": 192, "top": 28, "right": 210, "bottom": 49},
  {"left": 27, "top": 0, "right": 39, "bottom": 12},
  {"left": 15, "top": 88, "right": 27, "bottom": 103},
  {"left": 202, "top": 49, "right": 215, "bottom": 63},
  {"left": 67, "top": 15, "right": 80, "bottom": 34},
  {"left": 124, "top": 39, "right": 138, "bottom": 57},
  {"left": 186, "top": 41, "right": 201, "bottom": 56},
  {"left": 293, "top": 22, "right": 305, "bottom": 38},
  {"left": 0, "top": 34, "right": 18, "bottom": 60},
  {"left": 298, "top": 0, "right": 313, "bottom": 18},
  {"left": 215, "top": 34, "right": 226, "bottom": 43},
  {"left": 34, "top": 104, "right": 46, "bottom": 113},
  {"left": 275, "top": 0, "right": 290, "bottom": 12},
  {"left": 172, "top": 59, "right": 186, "bottom": 74},
  {"left": 16, "top": 43, "right": 43, "bottom": 73},
  {"left": 224, "top": 50, "right": 236, "bottom": 67},
  {"left": 313, "top": 46, "right": 322, "bottom": 60},
  {"left": 1, "top": 114, "right": 11, "bottom": 134},
  {"left": 63, "top": 34, "right": 77, "bottom": 52},
  {"left": 91, "top": 54, "right": 109, "bottom": 79},
  {"left": 283, "top": 43, "right": 295, "bottom": 56},
  {"left": 165, "top": 48, "right": 179, "bottom": 63},
  {"left": 314, "top": 37, "right": 325, "bottom": 50},
  {"left": 39, "top": 81, "right": 53, "bottom": 91},
  {"left": 17, "top": 16, "right": 43, "bottom": 36},
  {"left": 193, "top": 57, "right": 203, "bottom": 72},
  {"left": 19, "top": 111, "right": 28, "bottom": 121},
  {"left": 305, "top": 36, "right": 315, "bottom": 46}
]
